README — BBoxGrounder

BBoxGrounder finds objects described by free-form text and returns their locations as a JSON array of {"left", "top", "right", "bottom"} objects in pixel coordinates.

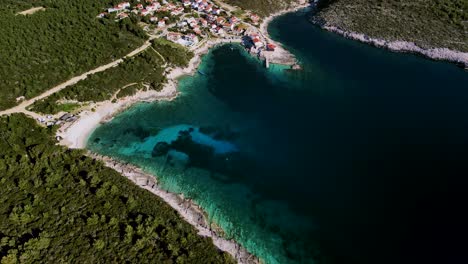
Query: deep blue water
[{"left": 88, "top": 9, "right": 468, "bottom": 264}]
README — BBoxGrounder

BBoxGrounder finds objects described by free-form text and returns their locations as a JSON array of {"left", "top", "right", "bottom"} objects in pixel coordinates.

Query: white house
[{"left": 141, "top": 9, "right": 151, "bottom": 16}]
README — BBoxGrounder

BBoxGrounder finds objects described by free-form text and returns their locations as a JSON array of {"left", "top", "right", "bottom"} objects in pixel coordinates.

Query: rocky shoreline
[
  {"left": 90, "top": 153, "right": 260, "bottom": 264},
  {"left": 56, "top": 5, "right": 307, "bottom": 263},
  {"left": 310, "top": 17, "right": 468, "bottom": 69}
]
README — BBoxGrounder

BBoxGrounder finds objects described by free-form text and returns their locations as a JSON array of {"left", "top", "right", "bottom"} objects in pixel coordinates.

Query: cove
[{"left": 87, "top": 9, "right": 468, "bottom": 264}]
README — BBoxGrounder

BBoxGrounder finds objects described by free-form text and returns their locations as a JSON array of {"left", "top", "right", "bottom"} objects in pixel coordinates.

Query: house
[
  {"left": 223, "top": 22, "right": 234, "bottom": 31},
  {"left": 253, "top": 38, "right": 263, "bottom": 48},
  {"left": 167, "top": 32, "right": 183, "bottom": 42},
  {"left": 200, "top": 18, "right": 208, "bottom": 27},
  {"left": 117, "top": 12, "right": 129, "bottom": 19},
  {"left": 158, "top": 19, "right": 166, "bottom": 27},
  {"left": 266, "top": 43, "right": 276, "bottom": 51},
  {"left": 177, "top": 33, "right": 198, "bottom": 46},
  {"left": 177, "top": 21, "right": 188, "bottom": 27},
  {"left": 117, "top": 2, "right": 131, "bottom": 9},
  {"left": 108, "top": 7, "right": 120, "bottom": 13},
  {"left": 206, "top": 14, "right": 215, "bottom": 22},
  {"left": 216, "top": 17, "right": 226, "bottom": 25},
  {"left": 250, "top": 14, "right": 260, "bottom": 23},
  {"left": 234, "top": 26, "right": 244, "bottom": 35},
  {"left": 171, "top": 7, "right": 184, "bottom": 15},
  {"left": 216, "top": 27, "right": 224, "bottom": 35},
  {"left": 186, "top": 33, "right": 198, "bottom": 42},
  {"left": 150, "top": 2, "right": 161, "bottom": 9},
  {"left": 212, "top": 8, "right": 221, "bottom": 15},
  {"left": 141, "top": 9, "right": 151, "bottom": 16},
  {"left": 183, "top": 0, "right": 191, "bottom": 7},
  {"left": 186, "top": 17, "right": 197, "bottom": 23},
  {"left": 146, "top": 4, "right": 157, "bottom": 11},
  {"left": 108, "top": 1, "right": 130, "bottom": 13},
  {"left": 97, "top": 12, "right": 107, "bottom": 18},
  {"left": 136, "top": 4, "right": 144, "bottom": 9},
  {"left": 229, "top": 16, "right": 239, "bottom": 24},
  {"left": 193, "top": 26, "right": 202, "bottom": 35},
  {"left": 150, "top": 16, "right": 158, "bottom": 22}
]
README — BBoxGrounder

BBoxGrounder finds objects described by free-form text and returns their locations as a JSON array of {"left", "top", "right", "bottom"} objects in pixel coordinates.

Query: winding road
[{"left": 0, "top": 37, "right": 155, "bottom": 119}]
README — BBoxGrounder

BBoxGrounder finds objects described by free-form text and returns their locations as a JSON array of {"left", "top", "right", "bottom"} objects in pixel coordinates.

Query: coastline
[
  {"left": 57, "top": 87, "right": 179, "bottom": 149},
  {"left": 56, "top": 4, "right": 307, "bottom": 263},
  {"left": 259, "top": 1, "right": 311, "bottom": 38},
  {"left": 51, "top": 2, "right": 467, "bottom": 263},
  {"left": 258, "top": 1, "right": 311, "bottom": 66},
  {"left": 57, "top": 38, "right": 241, "bottom": 149},
  {"left": 310, "top": 21, "right": 468, "bottom": 68},
  {"left": 56, "top": 21, "right": 261, "bottom": 264},
  {"left": 90, "top": 153, "right": 259, "bottom": 264},
  {"left": 56, "top": 68, "right": 260, "bottom": 262}
]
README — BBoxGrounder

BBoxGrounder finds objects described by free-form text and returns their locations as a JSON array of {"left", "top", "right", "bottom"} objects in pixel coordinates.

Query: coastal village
[
  {"left": 97, "top": 0, "right": 298, "bottom": 67},
  {"left": 15, "top": 0, "right": 305, "bottom": 133},
  {"left": 0, "top": 0, "right": 468, "bottom": 264}
]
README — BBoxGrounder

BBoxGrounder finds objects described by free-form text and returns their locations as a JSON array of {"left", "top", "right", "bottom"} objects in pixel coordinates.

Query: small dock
[{"left": 265, "top": 58, "right": 270, "bottom": 68}]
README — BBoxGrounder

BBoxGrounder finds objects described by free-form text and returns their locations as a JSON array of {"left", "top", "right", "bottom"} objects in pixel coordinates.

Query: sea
[{"left": 87, "top": 9, "right": 468, "bottom": 264}]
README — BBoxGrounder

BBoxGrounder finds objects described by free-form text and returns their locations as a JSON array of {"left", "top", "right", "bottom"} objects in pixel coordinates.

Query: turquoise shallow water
[{"left": 88, "top": 9, "right": 468, "bottom": 264}]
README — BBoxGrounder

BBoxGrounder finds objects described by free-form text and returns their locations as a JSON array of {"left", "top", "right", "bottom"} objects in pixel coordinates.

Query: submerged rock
[
  {"left": 167, "top": 150, "right": 190, "bottom": 170},
  {"left": 152, "top": 142, "right": 170, "bottom": 157}
]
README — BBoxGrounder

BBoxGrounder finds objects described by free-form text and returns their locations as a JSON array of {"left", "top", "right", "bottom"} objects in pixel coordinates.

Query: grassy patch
[{"left": 116, "top": 83, "right": 145, "bottom": 99}]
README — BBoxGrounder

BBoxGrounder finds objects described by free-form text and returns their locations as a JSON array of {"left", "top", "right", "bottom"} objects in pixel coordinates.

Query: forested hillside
[
  {"left": 0, "top": 114, "right": 234, "bottom": 263},
  {"left": 0, "top": 0, "right": 146, "bottom": 110},
  {"left": 30, "top": 49, "right": 167, "bottom": 114},
  {"left": 316, "top": 0, "right": 468, "bottom": 52},
  {"left": 226, "top": 0, "right": 294, "bottom": 16},
  {"left": 29, "top": 38, "right": 195, "bottom": 115}
]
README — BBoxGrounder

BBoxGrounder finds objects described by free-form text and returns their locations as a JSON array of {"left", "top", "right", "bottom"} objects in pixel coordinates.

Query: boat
[{"left": 198, "top": 70, "right": 206, "bottom": 75}]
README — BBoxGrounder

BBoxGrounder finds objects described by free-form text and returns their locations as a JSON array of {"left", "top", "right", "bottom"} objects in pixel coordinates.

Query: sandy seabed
[{"left": 56, "top": 3, "right": 312, "bottom": 262}]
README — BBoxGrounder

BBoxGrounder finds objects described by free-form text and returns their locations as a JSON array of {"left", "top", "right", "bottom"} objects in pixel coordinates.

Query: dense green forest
[
  {"left": 0, "top": 0, "right": 146, "bottom": 110},
  {"left": 0, "top": 114, "right": 234, "bottom": 263},
  {"left": 316, "top": 0, "right": 468, "bottom": 51},
  {"left": 30, "top": 36, "right": 195, "bottom": 115},
  {"left": 31, "top": 49, "right": 166, "bottom": 114}
]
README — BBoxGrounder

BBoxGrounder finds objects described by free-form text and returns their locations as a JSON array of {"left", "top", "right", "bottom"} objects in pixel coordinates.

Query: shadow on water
[{"left": 88, "top": 9, "right": 468, "bottom": 264}]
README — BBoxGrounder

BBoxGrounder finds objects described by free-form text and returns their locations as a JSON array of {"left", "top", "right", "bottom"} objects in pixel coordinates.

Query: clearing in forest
[{"left": 17, "top": 6, "right": 45, "bottom": 15}]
